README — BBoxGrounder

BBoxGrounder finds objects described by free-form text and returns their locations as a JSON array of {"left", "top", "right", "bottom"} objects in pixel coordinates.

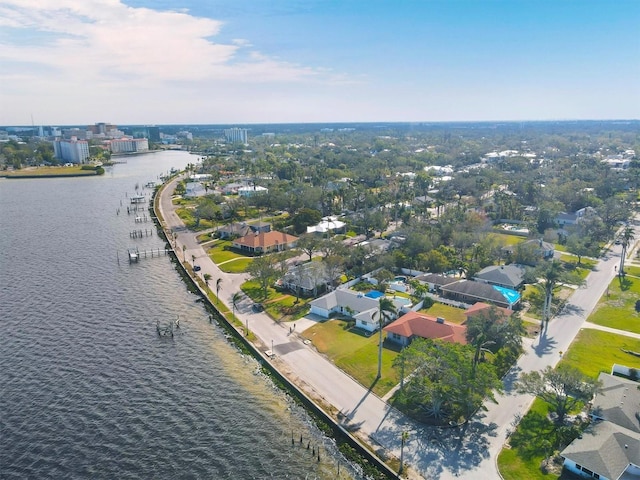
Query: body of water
[{"left": 0, "top": 151, "right": 359, "bottom": 479}]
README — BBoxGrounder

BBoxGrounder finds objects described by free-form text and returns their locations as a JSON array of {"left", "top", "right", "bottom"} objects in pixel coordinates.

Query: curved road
[{"left": 158, "top": 176, "right": 636, "bottom": 479}]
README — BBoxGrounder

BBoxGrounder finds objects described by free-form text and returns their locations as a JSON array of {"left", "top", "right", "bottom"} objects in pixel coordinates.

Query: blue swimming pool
[
  {"left": 492, "top": 285, "right": 521, "bottom": 304},
  {"left": 365, "top": 290, "right": 384, "bottom": 299}
]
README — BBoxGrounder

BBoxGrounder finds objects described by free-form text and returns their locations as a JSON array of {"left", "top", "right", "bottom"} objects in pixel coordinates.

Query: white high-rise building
[
  {"left": 224, "top": 128, "right": 248, "bottom": 144},
  {"left": 109, "top": 137, "right": 149, "bottom": 154},
  {"left": 53, "top": 137, "right": 90, "bottom": 163}
]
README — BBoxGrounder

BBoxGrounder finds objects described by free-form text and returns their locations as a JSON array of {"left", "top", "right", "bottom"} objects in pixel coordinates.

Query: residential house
[
  {"left": 560, "top": 373, "right": 640, "bottom": 480},
  {"left": 184, "top": 182, "right": 207, "bottom": 198},
  {"left": 502, "top": 238, "right": 555, "bottom": 264},
  {"left": 306, "top": 216, "right": 346, "bottom": 235},
  {"left": 440, "top": 280, "right": 521, "bottom": 309},
  {"left": 590, "top": 373, "right": 640, "bottom": 434},
  {"left": 383, "top": 311, "right": 467, "bottom": 348},
  {"left": 249, "top": 221, "right": 272, "bottom": 234},
  {"left": 218, "top": 221, "right": 271, "bottom": 239},
  {"left": 232, "top": 230, "right": 298, "bottom": 254},
  {"left": 463, "top": 302, "right": 513, "bottom": 322},
  {"left": 309, "top": 289, "right": 404, "bottom": 333},
  {"left": 413, "top": 273, "right": 459, "bottom": 293},
  {"left": 473, "top": 264, "right": 527, "bottom": 290},
  {"left": 217, "top": 222, "right": 252, "bottom": 239},
  {"left": 221, "top": 182, "right": 245, "bottom": 195},
  {"left": 281, "top": 262, "right": 331, "bottom": 297},
  {"left": 238, "top": 185, "right": 268, "bottom": 197}
]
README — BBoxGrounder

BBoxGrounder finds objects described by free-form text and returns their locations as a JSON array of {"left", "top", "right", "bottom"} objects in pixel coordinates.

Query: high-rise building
[
  {"left": 53, "top": 137, "right": 90, "bottom": 163},
  {"left": 109, "top": 137, "right": 149, "bottom": 154},
  {"left": 224, "top": 128, "right": 248, "bottom": 144},
  {"left": 146, "top": 126, "right": 160, "bottom": 142}
]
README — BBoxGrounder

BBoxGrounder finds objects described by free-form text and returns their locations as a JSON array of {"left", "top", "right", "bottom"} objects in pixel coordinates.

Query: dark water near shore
[{"left": 0, "top": 151, "right": 359, "bottom": 479}]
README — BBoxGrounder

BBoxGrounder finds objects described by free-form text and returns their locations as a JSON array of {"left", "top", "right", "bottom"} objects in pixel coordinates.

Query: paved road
[{"left": 157, "top": 178, "right": 637, "bottom": 479}]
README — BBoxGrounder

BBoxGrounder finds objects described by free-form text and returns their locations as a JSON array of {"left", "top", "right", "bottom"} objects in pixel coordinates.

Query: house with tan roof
[
  {"left": 383, "top": 311, "right": 467, "bottom": 348},
  {"left": 232, "top": 230, "right": 298, "bottom": 254}
]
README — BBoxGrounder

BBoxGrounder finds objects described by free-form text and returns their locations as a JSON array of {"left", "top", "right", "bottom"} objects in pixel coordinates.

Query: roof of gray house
[
  {"left": 591, "top": 373, "right": 640, "bottom": 434},
  {"left": 561, "top": 421, "right": 640, "bottom": 480},
  {"left": 414, "top": 273, "right": 459, "bottom": 287},
  {"left": 473, "top": 264, "right": 527, "bottom": 289},
  {"left": 440, "top": 280, "right": 517, "bottom": 305}
]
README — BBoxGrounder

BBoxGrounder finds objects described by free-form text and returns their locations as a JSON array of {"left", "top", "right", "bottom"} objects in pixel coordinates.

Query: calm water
[{"left": 0, "top": 152, "right": 359, "bottom": 480}]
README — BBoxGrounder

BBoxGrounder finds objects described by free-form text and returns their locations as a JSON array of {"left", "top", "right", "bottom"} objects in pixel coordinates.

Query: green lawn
[
  {"left": 219, "top": 257, "right": 253, "bottom": 273},
  {"left": 624, "top": 265, "right": 640, "bottom": 277},
  {"left": 588, "top": 277, "right": 640, "bottom": 334},
  {"left": 497, "top": 399, "right": 561, "bottom": 480},
  {"left": 264, "top": 295, "right": 311, "bottom": 322},
  {"left": 489, "top": 232, "right": 525, "bottom": 247},
  {"left": 241, "top": 280, "right": 281, "bottom": 303},
  {"left": 302, "top": 319, "right": 400, "bottom": 396},
  {"left": 560, "top": 329, "right": 640, "bottom": 377},
  {"left": 208, "top": 240, "right": 246, "bottom": 264},
  {"left": 420, "top": 302, "right": 467, "bottom": 324}
]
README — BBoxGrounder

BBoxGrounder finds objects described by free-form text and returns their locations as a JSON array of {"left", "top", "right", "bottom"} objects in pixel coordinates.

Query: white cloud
[{"left": 0, "top": 0, "right": 334, "bottom": 87}]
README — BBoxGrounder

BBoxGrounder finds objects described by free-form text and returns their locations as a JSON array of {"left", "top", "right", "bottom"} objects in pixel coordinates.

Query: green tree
[
  {"left": 517, "top": 365, "right": 602, "bottom": 425},
  {"left": 465, "top": 307, "right": 524, "bottom": 375},
  {"left": 296, "top": 234, "right": 322, "bottom": 262},
  {"left": 246, "top": 255, "right": 278, "bottom": 300},
  {"left": 393, "top": 339, "right": 501, "bottom": 424},
  {"left": 291, "top": 208, "right": 322, "bottom": 234}
]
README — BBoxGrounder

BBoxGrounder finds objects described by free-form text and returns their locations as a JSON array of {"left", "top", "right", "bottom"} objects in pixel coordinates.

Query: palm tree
[
  {"left": 618, "top": 226, "right": 634, "bottom": 275},
  {"left": 216, "top": 278, "right": 223, "bottom": 304},
  {"left": 203, "top": 273, "right": 212, "bottom": 289},
  {"left": 373, "top": 297, "right": 397, "bottom": 379},
  {"left": 232, "top": 292, "right": 242, "bottom": 321},
  {"left": 538, "top": 260, "right": 563, "bottom": 329}
]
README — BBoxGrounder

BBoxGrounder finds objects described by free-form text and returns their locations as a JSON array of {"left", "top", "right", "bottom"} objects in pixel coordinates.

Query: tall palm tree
[
  {"left": 203, "top": 273, "right": 212, "bottom": 289},
  {"left": 539, "top": 260, "right": 563, "bottom": 329},
  {"left": 232, "top": 292, "right": 242, "bottom": 321},
  {"left": 619, "top": 226, "right": 634, "bottom": 275},
  {"left": 373, "top": 297, "right": 397, "bottom": 379},
  {"left": 215, "top": 278, "right": 223, "bottom": 304}
]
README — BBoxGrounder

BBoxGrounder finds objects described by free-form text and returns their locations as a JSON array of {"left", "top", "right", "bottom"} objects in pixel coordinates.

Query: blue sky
[{"left": 0, "top": 0, "right": 638, "bottom": 125}]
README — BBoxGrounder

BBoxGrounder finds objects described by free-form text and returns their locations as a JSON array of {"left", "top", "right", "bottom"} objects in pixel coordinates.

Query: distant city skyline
[{"left": 1, "top": 0, "right": 638, "bottom": 125}]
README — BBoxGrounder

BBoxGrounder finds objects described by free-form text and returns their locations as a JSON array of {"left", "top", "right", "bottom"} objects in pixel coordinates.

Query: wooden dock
[{"left": 118, "top": 247, "right": 171, "bottom": 264}]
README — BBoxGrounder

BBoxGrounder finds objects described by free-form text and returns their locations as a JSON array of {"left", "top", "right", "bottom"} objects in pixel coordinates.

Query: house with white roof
[
  {"left": 309, "top": 289, "right": 405, "bottom": 333},
  {"left": 306, "top": 216, "right": 346, "bottom": 235}
]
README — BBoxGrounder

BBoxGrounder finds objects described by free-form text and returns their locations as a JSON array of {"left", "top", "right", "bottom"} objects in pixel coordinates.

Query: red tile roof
[
  {"left": 383, "top": 311, "right": 467, "bottom": 344},
  {"left": 464, "top": 302, "right": 513, "bottom": 319},
  {"left": 233, "top": 230, "right": 298, "bottom": 249}
]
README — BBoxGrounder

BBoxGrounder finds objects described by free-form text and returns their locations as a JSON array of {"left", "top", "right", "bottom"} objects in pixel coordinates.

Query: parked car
[
  {"left": 252, "top": 303, "right": 264, "bottom": 312},
  {"left": 194, "top": 265, "right": 201, "bottom": 271}
]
